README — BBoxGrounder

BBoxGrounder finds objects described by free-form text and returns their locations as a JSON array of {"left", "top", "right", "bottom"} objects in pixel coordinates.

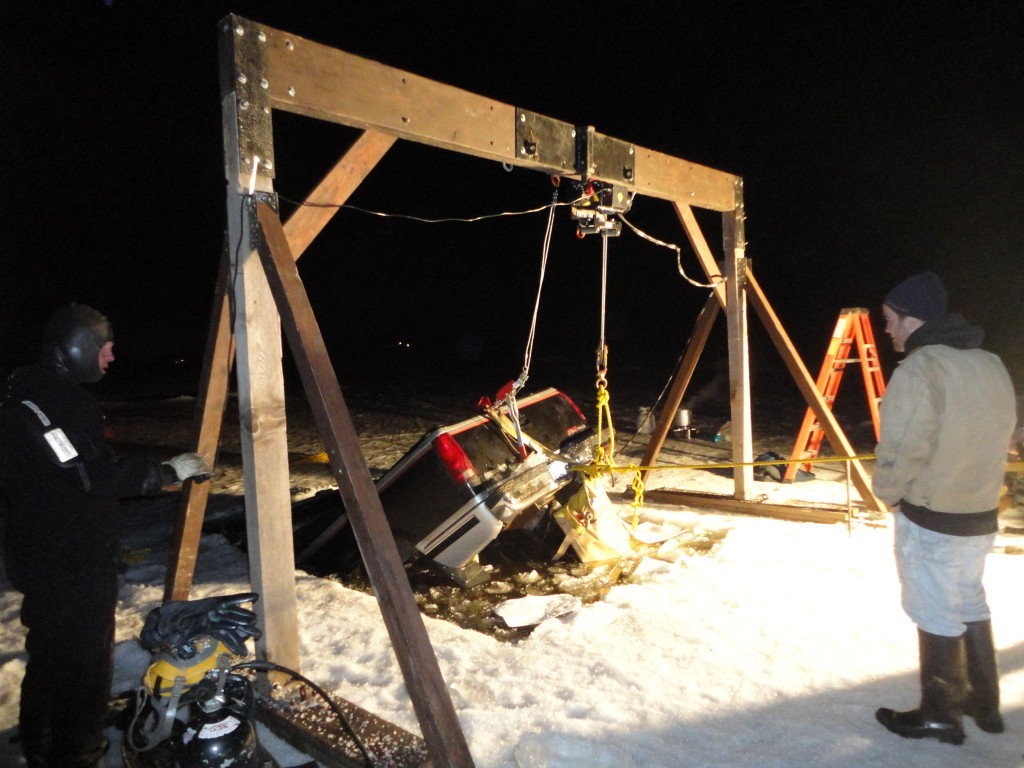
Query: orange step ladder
[{"left": 784, "top": 307, "right": 886, "bottom": 481}]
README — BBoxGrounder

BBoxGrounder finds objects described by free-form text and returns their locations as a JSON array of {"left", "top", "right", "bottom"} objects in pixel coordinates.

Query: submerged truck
[{"left": 292, "top": 387, "right": 596, "bottom": 585}]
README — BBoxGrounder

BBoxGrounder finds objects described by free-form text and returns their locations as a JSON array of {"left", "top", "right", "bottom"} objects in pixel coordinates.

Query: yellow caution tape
[{"left": 572, "top": 453, "right": 877, "bottom": 475}]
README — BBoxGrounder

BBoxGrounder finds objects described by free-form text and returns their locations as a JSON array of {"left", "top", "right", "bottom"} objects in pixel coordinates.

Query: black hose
[{"left": 232, "top": 660, "right": 375, "bottom": 768}]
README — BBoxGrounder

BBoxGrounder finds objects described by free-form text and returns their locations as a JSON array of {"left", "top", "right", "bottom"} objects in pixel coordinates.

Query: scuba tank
[
  {"left": 177, "top": 670, "right": 262, "bottom": 768},
  {"left": 123, "top": 593, "right": 373, "bottom": 768},
  {"left": 122, "top": 593, "right": 277, "bottom": 768}
]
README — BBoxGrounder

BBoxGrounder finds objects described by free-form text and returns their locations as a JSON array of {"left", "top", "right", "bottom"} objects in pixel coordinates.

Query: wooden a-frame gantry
[{"left": 162, "top": 15, "right": 884, "bottom": 768}]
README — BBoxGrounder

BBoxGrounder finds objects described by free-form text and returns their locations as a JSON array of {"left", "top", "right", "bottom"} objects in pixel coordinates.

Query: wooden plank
[
  {"left": 722, "top": 181, "right": 753, "bottom": 497},
  {"left": 673, "top": 202, "right": 728, "bottom": 307},
  {"left": 640, "top": 295, "right": 720, "bottom": 484},
  {"left": 230, "top": 16, "right": 736, "bottom": 206},
  {"left": 283, "top": 130, "right": 397, "bottom": 258},
  {"left": 254, "top": 202, "right": 475, "bottom": 768},
  {"left": 672, "top": 198, "right": 754, "bottom": 499},
  {"left": 165, "top": 131, "right": 393, "bottom": 601},
  {"left": 744, "top": 271, "right": 885, "bottom": 514},
  {"left": 258, "top": 684, "right": 429, "bottom": 768},
  {"left": 223, "top": 147, "right": 301, "bottom": 681},
  {"left": 164, "top": 244, "right": 235, "bottom": 601},
  {"left": 643, "top": 488, "right": 851, "bottom": 525},
  {"left": 220, "top": 23, "right": 303, "bottom": 674},
  {"left": 232, "top": 225, "right": 301, "bottom": 674},
  {"left": 255, "top": 20, "right": 518, "bottom": 165},
  {"left": 633, "top": 145, "right": 736, "bottom": 211}
]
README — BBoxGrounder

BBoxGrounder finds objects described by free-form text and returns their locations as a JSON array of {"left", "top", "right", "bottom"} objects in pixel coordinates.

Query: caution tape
[{"left": 571, "top": 453, "right": 877, "bottom": 475}]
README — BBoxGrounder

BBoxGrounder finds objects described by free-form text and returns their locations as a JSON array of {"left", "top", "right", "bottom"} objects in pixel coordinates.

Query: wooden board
[
  {"left": 642, "top": 488, "right": 852, "bottom": 525},
  {"left": 258, "top": 683, "right": 429, "bottom": 768}
]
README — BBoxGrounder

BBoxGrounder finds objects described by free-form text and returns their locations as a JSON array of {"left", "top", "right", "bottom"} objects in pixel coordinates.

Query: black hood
[
  {"left": 39, "top": 303, "right": 113, "bottom": 384},
  {"left": 904, "top": 313, "right": 984, "bottom": 354}
]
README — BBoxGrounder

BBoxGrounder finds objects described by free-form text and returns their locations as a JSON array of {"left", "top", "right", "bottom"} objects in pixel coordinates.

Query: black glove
[{"left": 140, "top": 592, "right": 260, "bottom": 655}]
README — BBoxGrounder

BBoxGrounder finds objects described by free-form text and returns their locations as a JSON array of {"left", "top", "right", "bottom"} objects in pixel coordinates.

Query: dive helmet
[{"left": 40, "top": 303, "right": 113, "bottom": 383}]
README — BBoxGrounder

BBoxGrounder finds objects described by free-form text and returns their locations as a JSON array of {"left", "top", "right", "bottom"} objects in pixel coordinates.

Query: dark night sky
[{"left": 3, "top": 2, "right": 1022, "bottom": 406}]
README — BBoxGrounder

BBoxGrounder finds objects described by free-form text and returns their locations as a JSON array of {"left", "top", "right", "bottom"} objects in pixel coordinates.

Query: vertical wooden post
[
  {"left": 723, "top": 179, "right": 753, "bottom": 496},
  {"left": 220, "top": 16, "right": 302, "bottom": 671}
]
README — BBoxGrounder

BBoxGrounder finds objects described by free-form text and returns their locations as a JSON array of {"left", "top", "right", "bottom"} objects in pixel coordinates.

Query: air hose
[{"left": 231, "top": 660, "right": 375, "bottom": 768}]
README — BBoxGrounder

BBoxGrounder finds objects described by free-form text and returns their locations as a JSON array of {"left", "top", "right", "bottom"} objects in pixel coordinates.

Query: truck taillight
[
  {"left": 433, "top": 433, "right": 477, "bottom": 484},
  {"left": 561, "top": 394, "right": 587, "bottom": 435}
]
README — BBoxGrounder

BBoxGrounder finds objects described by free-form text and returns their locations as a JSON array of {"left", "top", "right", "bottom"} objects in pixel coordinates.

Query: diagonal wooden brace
[{"left": 254, "top": 201, "right": 475, "bottom": 768}]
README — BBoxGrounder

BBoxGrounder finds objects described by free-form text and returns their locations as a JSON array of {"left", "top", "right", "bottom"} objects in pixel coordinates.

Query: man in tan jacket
[{"left": 873, "top": 271, "right": 1016, "bottom": 746}]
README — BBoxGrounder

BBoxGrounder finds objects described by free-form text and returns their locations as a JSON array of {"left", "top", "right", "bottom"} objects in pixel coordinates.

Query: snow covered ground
[{"left": 1, "top": 393, "right": 1023, "bottom": 768}]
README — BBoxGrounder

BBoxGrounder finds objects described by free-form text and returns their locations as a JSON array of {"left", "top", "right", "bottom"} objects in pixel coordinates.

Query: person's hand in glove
[
  {"left": 140, "top": 592, "right": 261, "bottom": 655},
  {"left": 161, "top": 452, "right": 213, "bottom": 485}
]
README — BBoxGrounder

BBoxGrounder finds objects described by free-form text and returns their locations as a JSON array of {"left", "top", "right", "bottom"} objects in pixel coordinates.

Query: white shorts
[{"left": 893, "top": 509, "right": 995, "bottom": 637}]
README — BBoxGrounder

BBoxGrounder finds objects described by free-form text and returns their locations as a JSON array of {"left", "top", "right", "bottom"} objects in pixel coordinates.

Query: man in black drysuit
[{"left": 0, "top": 304, "right": 211, "bottom": 768}]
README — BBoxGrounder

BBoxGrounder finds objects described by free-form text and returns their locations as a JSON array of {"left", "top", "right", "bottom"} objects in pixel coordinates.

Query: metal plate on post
[
  {"left": 514, "top": 109, "right": 577, "bottom": 175},
  {"left": 221, "top": 15, "right": 276, "bottom": 184},
  {"left": 576, "top": 126, "right": 636, "bottom": 184}
]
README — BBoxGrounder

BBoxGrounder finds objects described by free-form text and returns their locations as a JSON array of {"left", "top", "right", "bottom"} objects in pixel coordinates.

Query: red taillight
[
  {"left": 561, "top": 394, "right": 587, "bottom": 436},
  {"left": 433, "top": 433, "right": 477, "bottom": 484}
]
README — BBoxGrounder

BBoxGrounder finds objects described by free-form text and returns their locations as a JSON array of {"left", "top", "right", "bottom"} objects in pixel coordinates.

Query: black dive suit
[
  {"left": 0, "top": 303, "right": 173, "bottom": 768},
  {"left": 0, "top": 362, "right": 167, "bottom": 767}
]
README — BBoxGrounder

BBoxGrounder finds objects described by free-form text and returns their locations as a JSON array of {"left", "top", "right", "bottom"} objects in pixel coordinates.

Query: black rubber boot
[
  {"left": 963, "top": 619, "right": 1004, "bottom": 733},
  {"left": 875, "top": 629, "right": 967, "bottom": 745},
  {"left": 18, "top": 658, "right": 53, "bottom": 768},
  {"left": 49, "top": 736, "right": 109, "bottom": 768}
]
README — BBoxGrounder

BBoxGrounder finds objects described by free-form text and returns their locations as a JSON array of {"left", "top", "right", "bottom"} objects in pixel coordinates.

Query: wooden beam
[
  {"left": 744, "top": 271, "right": 885, "bottom": 514},
  {"left": 642, "top": 488, "right": 851, "bottom": 525},
  {"left": 633, "top": 145, "right": 736, "bottom": 211},
  {"left": 254, "top": 18, "right": 517, "bottom": 165},
  {"left": 164, "top": 244, "right": 235, "bottom": 602},
  {"left": 165, "top": 131, "right": 394, "bottom": 601},
  {"left": 673, "top": 202, "right": 728, "bottom": 307},
  {"left": 723, "top": 180, "right": 753, "bottom": 497},
  {"left": 639, "top": 295, "right": 720, "bottom": 484},
  {"left": 672, "top": 199, "right": 754, "bottom": 499},
  {"left": 254, "top": 202, "right": 475, "bottom": 768},
  {"left": 220, "top": 20, "right": 302, "bottom": 674},
  {"left": 226, "top": 16, "right": 737, "bottom": 207},
  {"left": 258, "top": 683, "right": 429, "bottom": 768},
  {"left": 283, "top": 130, "right": 397, "bottom": 257}
]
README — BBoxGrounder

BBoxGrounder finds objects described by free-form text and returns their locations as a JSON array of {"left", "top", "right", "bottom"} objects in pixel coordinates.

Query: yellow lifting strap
[{"left": 588, "top": 233, "right": 645, "bottom": 524}]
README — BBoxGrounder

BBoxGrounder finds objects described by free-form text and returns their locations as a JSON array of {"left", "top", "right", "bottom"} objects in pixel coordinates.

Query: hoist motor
[{"left": 571, "top": 182, "right": 633, "bottom": 237}]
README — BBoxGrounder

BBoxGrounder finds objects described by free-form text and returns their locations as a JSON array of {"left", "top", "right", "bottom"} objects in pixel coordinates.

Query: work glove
[
  {"left": 161, "top": 452, "right": 212, "bottom": 484},
  {"left": 140, "top": 592, "right": 261, "bottom": 655}
]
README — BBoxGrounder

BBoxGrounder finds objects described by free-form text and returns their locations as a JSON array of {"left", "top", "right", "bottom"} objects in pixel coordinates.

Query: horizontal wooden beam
[
  {"left": 258, "top": 21, "right": 518, "bottom": 165},
  {"left": 226, "top": 16, "right": 737, "bottom": 209},
  {"left": 633, "top": 146, "right": 735, "bottom": 211},
  {"left": 642, "top": 489, "right": 851, "bottom": 525}
]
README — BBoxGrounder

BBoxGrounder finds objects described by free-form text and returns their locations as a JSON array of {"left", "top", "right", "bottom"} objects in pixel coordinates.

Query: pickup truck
[{"left": 292, "top": 387, "right": 596, "bottom": 586}]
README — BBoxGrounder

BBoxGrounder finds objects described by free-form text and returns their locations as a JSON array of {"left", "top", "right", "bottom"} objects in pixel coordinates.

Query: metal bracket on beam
[
  {"left": 575, "top": 125, "right": 636, "bottom": 185},
  {"left": 247, "top": 191, "right": 279, "bottom": 250},
  {"left": 514, "top": 109, "right": 577, "bottom": 176},
  {"left": 221, "top": 15, "right": 276, "bottom": 186},
  {"left": 730, "top": 177, "right": 748, "bottom": 288}
]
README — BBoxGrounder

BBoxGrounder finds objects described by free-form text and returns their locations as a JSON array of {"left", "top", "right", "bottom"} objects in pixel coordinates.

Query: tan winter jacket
[{"left": 873, "top": 330, "right": 1015, "bottom": 514}]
